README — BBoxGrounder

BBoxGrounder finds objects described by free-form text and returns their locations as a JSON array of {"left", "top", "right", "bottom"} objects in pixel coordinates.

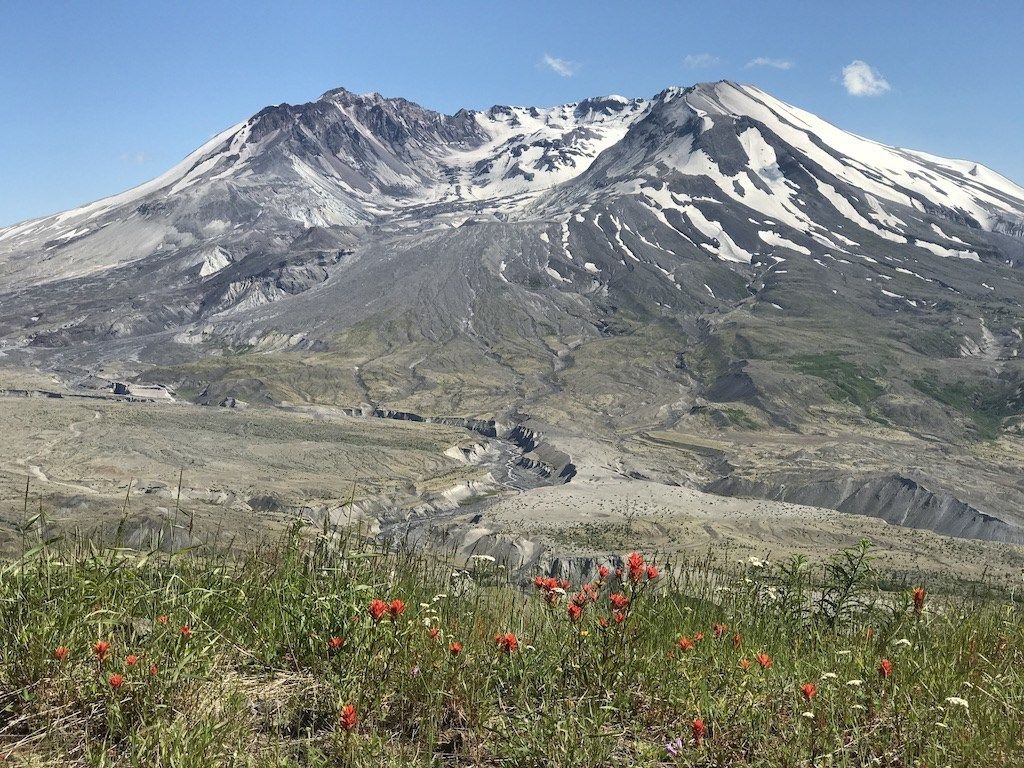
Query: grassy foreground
[{"left": 0, "top": 525, "right": 1022, "bottom": 766}]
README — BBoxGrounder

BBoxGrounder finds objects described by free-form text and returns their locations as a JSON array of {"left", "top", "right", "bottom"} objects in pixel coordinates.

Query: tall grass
[{"left": 0, "top": 522, "right": 1021, "bottom": 766}]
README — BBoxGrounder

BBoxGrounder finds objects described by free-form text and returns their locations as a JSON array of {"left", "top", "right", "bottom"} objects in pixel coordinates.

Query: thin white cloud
[
  {"left": 541, "top": 54, "right": 577, "bottom": 78},
  {"left": 842, "top": 60, "right": 891, "bottom": 97},
  {"left": 683, "top": 53, "right": 721, "bottom": 69},
  {"left": 746, "top": 57, "right": 794, "bottom": 70},
  {"left": 119, "top": 151, "right": 150, "bottom": 165}
]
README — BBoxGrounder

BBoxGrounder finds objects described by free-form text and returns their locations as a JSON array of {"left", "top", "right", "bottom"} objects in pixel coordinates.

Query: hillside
[{"left": 0, "top": 81, "right": 1022, "bottom": 549}]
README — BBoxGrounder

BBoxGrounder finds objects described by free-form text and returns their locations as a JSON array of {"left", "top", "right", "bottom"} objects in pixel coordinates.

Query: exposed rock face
[{"left": 706, "top": 473, "right": 1024, "bottom": 544}]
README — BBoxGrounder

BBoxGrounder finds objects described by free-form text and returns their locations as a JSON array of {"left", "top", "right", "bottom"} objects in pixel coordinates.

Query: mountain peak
[
  {"left": 3, "top": 81, "right": 1023, "bottom": 264},
  {"left": 2, "top": 81, "right": 1023, "bottom": 553}
]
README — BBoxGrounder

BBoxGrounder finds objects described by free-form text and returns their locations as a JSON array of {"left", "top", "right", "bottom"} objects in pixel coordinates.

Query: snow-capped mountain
[
  {"left": 4, "top": 82, "right": 1021, "bottom": 289},
  {"left": 1, "top": 80, "right": 1023, "bottom": 363},
  {"left": 0, "top": 89, "right": 648, "bottom": 285},
  {"left": 1, "top": 80, "right": 1023, "bottom": 544}
]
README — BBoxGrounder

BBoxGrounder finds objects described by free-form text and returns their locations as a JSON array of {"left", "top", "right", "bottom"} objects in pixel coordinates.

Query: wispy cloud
[
  {"left": 541, "top": 53, "right": 577, "bottom": 78},
  {"left": 683, "top": 53, "right": 721, "bottom": 69},
  {"left": 119, "top": 151, "right": 150, "bottom": 165},
  {"left": 841, "top": 60, "right": 891, "bottom": 97},
  {"left": 746, "top": 57, "right": 794, "bottom": 70}
]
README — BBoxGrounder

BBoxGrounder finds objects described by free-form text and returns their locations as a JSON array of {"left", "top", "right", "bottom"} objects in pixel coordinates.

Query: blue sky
[{"left": 1, "top": 0, "right": 1021, "bottom": 227}]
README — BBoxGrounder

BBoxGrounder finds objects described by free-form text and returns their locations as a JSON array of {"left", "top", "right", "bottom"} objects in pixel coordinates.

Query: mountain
[{"left": 1, "top": 81, "right": 1023, "bottom": 545}]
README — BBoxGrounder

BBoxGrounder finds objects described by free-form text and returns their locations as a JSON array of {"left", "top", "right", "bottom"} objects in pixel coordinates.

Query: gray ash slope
[{"left": 1, "top": 81, "right": 1023, "bottom": 544}]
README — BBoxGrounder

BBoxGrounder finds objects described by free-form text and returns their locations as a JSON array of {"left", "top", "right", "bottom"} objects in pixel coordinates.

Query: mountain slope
[{"left": 1, "top": 81, "right": 1022, "bottom": 544}]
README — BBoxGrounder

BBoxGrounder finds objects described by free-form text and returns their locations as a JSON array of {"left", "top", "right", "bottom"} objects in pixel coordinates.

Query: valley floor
[{"left": 1, "top": 367, "right": 1022, "bottom": 594}]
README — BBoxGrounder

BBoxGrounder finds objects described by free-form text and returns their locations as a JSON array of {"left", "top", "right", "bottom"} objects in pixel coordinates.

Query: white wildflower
[
  {"left": 893, "top": 638, "right": 912, "bottom": 648},
  {"left": 821, "top": 673, "right": 838, "bottom": 680},
  {"left": 847, "top": 679, "right": 864, "bottom": 687},
  {"left": 802, "top": 711, "right": 815, "bottom": 718},
  {"left": 470, "top": 554, "right": 496, "bottom": 563},
  {"left": 945, "top": 697, "right": 969, "bottom": 710},
  {"left": 935, "top": 721, "right": 949, "bottom": 729}
]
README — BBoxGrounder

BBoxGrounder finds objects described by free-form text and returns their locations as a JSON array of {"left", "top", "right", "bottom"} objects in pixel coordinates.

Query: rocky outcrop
[
  {"left": 374, "top": 508, "right": 623, "bottom": 586},
  {"left": 706, "top": 472, "right": 1024, "bottom": 544},
  {"left": 339, "top": 405, "right": 575, "bottom": 485}
]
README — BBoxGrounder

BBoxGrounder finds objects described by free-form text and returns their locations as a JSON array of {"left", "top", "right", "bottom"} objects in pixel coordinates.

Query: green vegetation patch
[
  {"left": 1, "top": 536, "right": 1022, "bottom": 766},
  {"left": 911, "top": 377, "right": 1023, "bottom": 440},
  {"left": 791, "top": 351, "right": 884, "bottom": 407},
  {"left": 905, "top": 328, "right": 961, "bottom": 358},
  {"left": 717, "top": 406, "right": 762, "bottom": 430}
]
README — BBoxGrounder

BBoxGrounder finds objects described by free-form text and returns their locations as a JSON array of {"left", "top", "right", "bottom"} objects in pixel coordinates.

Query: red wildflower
[
  {"left": 156, "top": 614, "right": 168, "bottom": 625},
  {"left": 732, "top": 632, "right": 742, "bottom": 649},
  {"left": 567, "top": 603, "right": 583, "bottom": 622},
  {"left": 598, "top": 565, "right": 610, "bottom": 580},
  {"left": 329, "top": 636, "right": 345, "bottom": 650},
  {"left": 449, "top": 641, "right": 463, "bottom": 656},
  {"left": 613, "top": 610, "right": 626, "bottom": 624},
  {"left": 92, "top": 640, "right": 111, "bottom": 660},
  {"left": 694, "top": 632, "right": 705, "bottom": 642},
  {"left": 739, "top": 658, "right": 751, "bottom": 670},
  {"left": 126, "top": 654, "right": 140, "bottom": 667},
  {"left": 598, "top": 617, "right": 609, "bottom": 629},
  {"left": 912, "top": 586, "right": 926, "bottom": 615},
  {"left": 54, "top": 646, "right": 69, "bottom": 661},
  {"left": 692, "top": 717, "right": 706, "bottom": 746},
  {"left": 179, "top": 625, "right": 192, "bottom": 638},
  {"left": 878, "top": 658, "right": 893, "bottom": 678},
  {"left": 609, "top": 593, "right": 630, "bottom": 610},
  {"left": 645, "top": 565, "right": 659, "bottom": 581},
  {"left": 428, "top": 627, "right": 440, "bottom": 640},
  {"left": 149, "top": 664, "right": 159, "bottom": 676},
  {"left": 532, "top": 575, "right": 545, "bottom": 589},
  {"left": 627, "top": 552, "right": 645, "bottom": 583},
  {"left": 389, "top": 599, "right": 406, "bottom": 618},
  {"left": 713, "top": 623, "right": 728, "bottom": 639},
  {"left": 544, "top": 577, "right": 558, "bottom": 591},
  {"left": 560, "top": 579, "right": 570, "bottom": 590},
  {"left": 495, "top": 632, "right": 519, "bottom": 653},
  {"left": 368, "top": 599, "right": 389, "bottom": 622},
  {"left": 800, "top": 683, "right": 817, "bottom": 701},
  {"left": 572, "top": 591, "right": 588, "bottom": 606},
  {"left": 678, "top": 636, "right": 695, "bottom": 652},
  {"left": 340, "top": 703, "right": 358, "bottom": 731},
  {"left": 108, "top": 674, "right": 125, "bottom": 689},
  {"left": 756, "top": 653, "right": 773, "bottom": 669}
]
